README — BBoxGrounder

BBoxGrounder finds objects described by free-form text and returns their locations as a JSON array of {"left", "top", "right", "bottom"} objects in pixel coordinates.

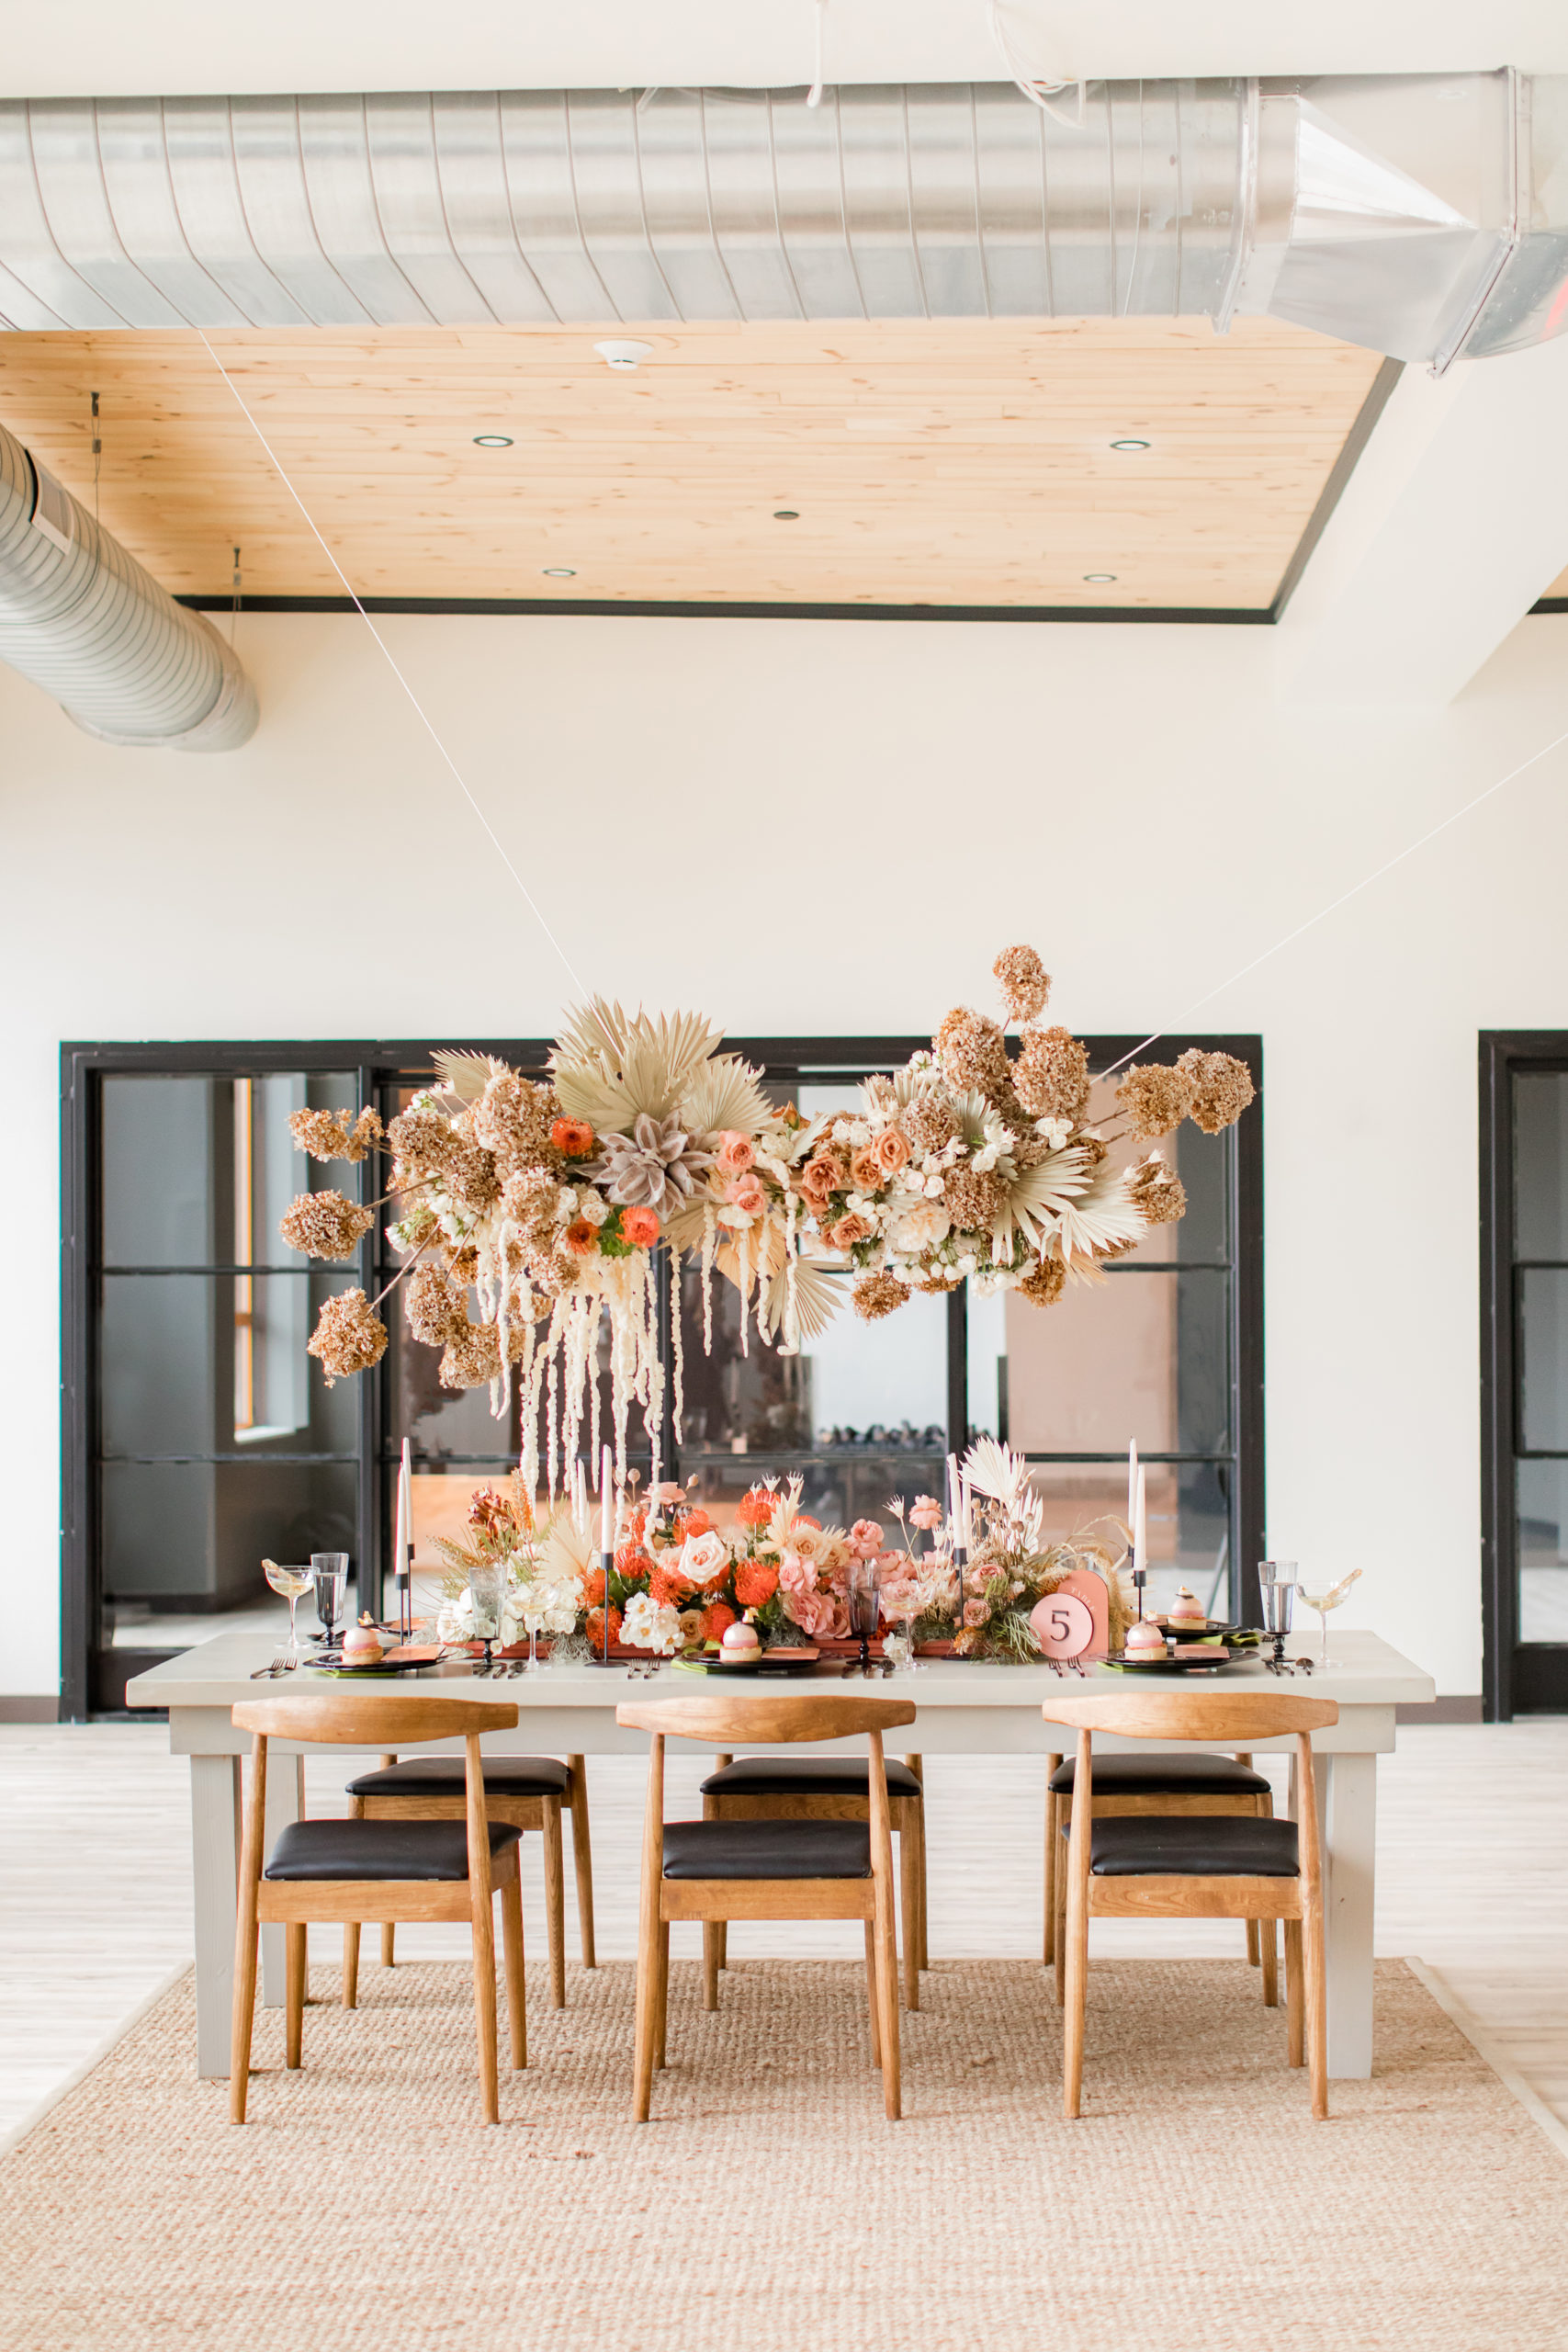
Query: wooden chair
[
  {"left": 230, "top": 1693, "right": 525, "bottom": 2126},
  {"left": 618, "top": 1692, "right": 915, "bottom": 2123},
  {"left": 699, "top": 1749, "right": 928, "bottom": 2009},
  {"left": 1043, "top": 1748, "right": 1279, "bottom": 2005},
  {"left": 341, "top": 1751, "right": 596, "bottom": 2009},
  {"left": 1043, "top": 1689, "right": 1337, "bottom": 2121}
]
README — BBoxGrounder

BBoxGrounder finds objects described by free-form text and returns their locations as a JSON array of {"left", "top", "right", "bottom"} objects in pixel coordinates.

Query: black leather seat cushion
[
  {"left": 699, "top": 1757, "right": 921, "bottom": 1800},
  {"left": 264, "top": 1818, "right": 522, "bottom": 1883},
  {"left": 1048, "top": 1751, "right": 1269, "bottom": 1798},
  {"left": 1067, "top": 1815, "right": 1300, "bottom": 1878},
  {"left": 345, "top": 1755, "right": 570, "bottom": 1800},
  {"left": 661, "top": 1819, "right": 872, "bottom": 1881}
]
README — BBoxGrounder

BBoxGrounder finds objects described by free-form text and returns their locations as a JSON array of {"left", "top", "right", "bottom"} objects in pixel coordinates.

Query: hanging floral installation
[{"left": 278, "top": 944, "right": 1253, "bottom": 1509}]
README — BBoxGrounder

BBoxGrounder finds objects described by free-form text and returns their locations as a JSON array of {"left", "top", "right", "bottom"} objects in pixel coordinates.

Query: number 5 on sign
[{"left": 1029, "top": 1568, "right": 1109, "bottom": 1660}]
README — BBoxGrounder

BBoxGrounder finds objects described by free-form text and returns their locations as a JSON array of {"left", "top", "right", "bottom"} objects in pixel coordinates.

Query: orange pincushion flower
[
  {"left": 586, "top": 1605, "right": 623, "bottom": 1649},
  {"left": 734, "top": 1559, "right": 779, "bottom": 1607},
  {"left": 791, "top": 1513, "right": 821, "bottom": 1532},
  {"left": 736, "top": 1487, "right": 775, "bottom": 1529},
  {"left": 626, "top": 1510, "right": 648, "bottom": 1542},
  {"left": 649, "top": 1566, "right": 694, "bottom": 1608},
  {"left": 615, "top": 1542, "right": 650, "bottom": 1579},
  {"left": 702, "top": 1600, "right": 737, "bottom": 1642},
  {"left": 581, "top": 1566, "right": 606, "bottom": 1608},
  {"left": 563, "top": 1217, "right": 596, "bottom": 1254},
  {"left": 551, "top": 1116, "right": 595, "bottom": 1157},
  {"left": 620, "top": 1204, "right": 659, "bottom": 1249},
  {"left": 682, "top": 1507, "right": 713, "bottom": 1538}
]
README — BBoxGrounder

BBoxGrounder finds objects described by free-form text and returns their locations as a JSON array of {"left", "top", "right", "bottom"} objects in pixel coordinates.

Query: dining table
[{"left": 127, "top": 1626, "right": 1435, "bottom": 2083}]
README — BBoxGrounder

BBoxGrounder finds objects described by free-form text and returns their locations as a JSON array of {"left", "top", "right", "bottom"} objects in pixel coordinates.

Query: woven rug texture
[{"left": 3, "top": 1956, "right": 1563, "bottom": 2352}]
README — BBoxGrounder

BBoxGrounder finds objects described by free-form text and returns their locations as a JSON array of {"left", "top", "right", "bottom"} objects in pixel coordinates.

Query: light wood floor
[{"left": 5, "top": 1720, "right": 1567, "bottom": 2146}]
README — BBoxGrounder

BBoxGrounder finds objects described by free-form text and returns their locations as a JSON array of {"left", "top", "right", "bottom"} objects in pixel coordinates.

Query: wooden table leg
[{"left": 191, "top": 1751, "right": 242, "bottom": 2080}]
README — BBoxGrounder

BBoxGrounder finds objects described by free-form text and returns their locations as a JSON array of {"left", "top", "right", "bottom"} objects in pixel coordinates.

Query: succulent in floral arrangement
[{"left": 586, "top": 1111, "right": 714, "bottom": 1213}]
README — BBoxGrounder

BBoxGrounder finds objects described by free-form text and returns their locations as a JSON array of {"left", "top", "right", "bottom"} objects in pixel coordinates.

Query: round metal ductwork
[{"left": 0, "top": 422, "right": 256, "bottom": 749}]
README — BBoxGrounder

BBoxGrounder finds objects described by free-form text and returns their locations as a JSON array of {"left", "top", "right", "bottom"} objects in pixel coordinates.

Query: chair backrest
[
  {"left": 1040, "top": 1690, "right": 1337, "bottom": 1743},
  {"left": 231, "top": 1693, "right": 519, "bottom": 1745},
  {"left": 615, "top": 1693, "right": 917, "bottom": 1744}
]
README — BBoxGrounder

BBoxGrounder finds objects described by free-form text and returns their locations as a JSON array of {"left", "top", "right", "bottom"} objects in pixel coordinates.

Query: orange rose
[
  {"left": 850, "top": 1146, "right": 883, "bottom": 1193},
  {"left": 564, "top": 1217, "right": 596, "bottom": 1254},
  {"left": 620, "top": 1204, "right": 660, "bottom": 1249},
  {"left": 829, "top": 1212, "right": 873, "bottom": 1250},
  {"left": 551, "top": 1117, "right": 595, "bottom": 1158},
  {"left": 875, "top": 1125, "right": 911, "bottom": 1175},
  {"left": 702, "top": 1600, "right": 738, "bottom": 1642},
  {"left": 734, "top": 1559, "right": 779, "bottom": 1607}
]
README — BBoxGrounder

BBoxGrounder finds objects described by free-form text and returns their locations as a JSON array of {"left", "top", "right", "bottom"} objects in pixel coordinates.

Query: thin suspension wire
[
  {"left": 1095, "top": 715, "right": 1568, "bottom": 1080},
  {"left": 195, "top": 329, "right": 588, "bottom": 999}
]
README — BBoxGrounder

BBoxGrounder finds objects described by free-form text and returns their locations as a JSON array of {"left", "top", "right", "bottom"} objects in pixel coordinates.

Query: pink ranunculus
[
  {"left": 783, "top": 1586, "right": 837, "bottom": 1639},
  {"left": 777, "top": 1550, "right": 818, "bottom": 1594},
  {"left": 716, "top": 1130, "right": 756, "bottom": 1176},
  {"left": 829, "top": 1211, "right": 873, "bottom": 1250},
  {"left": 650, "top": 1481, "right": 685, "bottom": 1507},
  {"left": 875, "top": 1125, "right": 912, "bottom": 1176},
  {"left": 727, "top": 1175, "right": 766, "bottom": 1218},
  {"left": 848, "top": 1519, "right": 885, "bottom": 1560},
  {"left": 908, "top": 1493, "right": 944, "bottom": 1532},
  {"left": 681, "top": 1528, "right": 729, "bottom": 1581}
]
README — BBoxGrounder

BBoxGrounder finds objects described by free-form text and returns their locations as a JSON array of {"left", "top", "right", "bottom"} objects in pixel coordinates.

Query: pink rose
[
  {"left": 829, "top": 1212, "right": 873, "bottom": 1250},
  {"left": 716, "top": 1130, "right": 756, "bottom": 1176},
  {"left": 778, "top": 1550, "right": 818, "bottom": 1594},
  {"left": 848, "top": 1520, "right": 885, "bottom": 1560},
  {"left": 964, "top": 1598, "right": 991, "bottom": 1627},
  {"left": 908, "top": 1494, "right": 944, "bottom": 1532},
  {"left": 784, "top": 1587, "right": 836, "bottom": 1639},
  {"left": 650, "top": 1481, "right": 685, "bottom": 1507},
  {"left": 875, "top": 1126, "right": 911, "bottom": 1176},
  {"left": 727, "top": 1175, "right": 766, "bottom": 1218}
]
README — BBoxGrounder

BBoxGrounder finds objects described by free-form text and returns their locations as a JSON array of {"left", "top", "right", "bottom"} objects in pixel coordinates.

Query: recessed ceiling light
[
  {"left": 473, "top": 434, "right": 513, "bottom": 447},
  {"left": 1083, "top": 573, "right": 1118, "bottom": 583},
  {"left": 1109, "top": 437, "right": 1150, "bottom": 452},
  {"left": 541, "top": 568, "right": 576, "bottom": 579},
  {"left": 773, "top": 509, "right": 800, "bottom": 520},
  {"left": 593, "top": 339, "right": 654, "bottom": 370}
]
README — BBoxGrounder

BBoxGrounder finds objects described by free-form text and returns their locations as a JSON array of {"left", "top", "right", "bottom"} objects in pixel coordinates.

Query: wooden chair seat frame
[
  {"left": 229, "top": 1695, "right": 526, "bottom": 2127},
  {"left": 1043, "top": 1691, "right": 1336, "bottom": 2123},
  {"left": 345, "top": 1750, "right": 596, "bottom": 2010},
  {"left": 618, "top": 1694, "right": 916, "bottom": 2125},
  {"left": 701, "top": 1750, "right": 928, "bottom": 2010},
  {"left": 1043, "top": 1754, "right": 1279, "bottom": 2006}
]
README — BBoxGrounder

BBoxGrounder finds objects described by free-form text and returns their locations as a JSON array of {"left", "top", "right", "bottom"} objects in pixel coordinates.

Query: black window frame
[{"left": 62, "top": 1030, "right": 1263, "bottom": 1718}]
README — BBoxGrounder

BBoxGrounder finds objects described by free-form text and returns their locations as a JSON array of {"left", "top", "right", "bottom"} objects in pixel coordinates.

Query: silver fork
[{"left": 251, "top": 1652, "right": 291, "bottom": 1679}]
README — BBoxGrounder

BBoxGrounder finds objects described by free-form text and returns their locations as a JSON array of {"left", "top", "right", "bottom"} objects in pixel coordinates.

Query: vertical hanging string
[
  {"left": 90, "top": 392, "right": 100, "bottom": 529},
  {"left": 230, "top": 545, "right": 242, "bottom": 648},
  {"left": 807, "top": 0, "right": 828, "bottom": 107}
]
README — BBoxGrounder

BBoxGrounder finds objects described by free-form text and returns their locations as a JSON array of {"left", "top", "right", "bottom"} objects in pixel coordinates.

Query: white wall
[{"left": 6, "top": 606, "right": 1568, "bottom": 1699}]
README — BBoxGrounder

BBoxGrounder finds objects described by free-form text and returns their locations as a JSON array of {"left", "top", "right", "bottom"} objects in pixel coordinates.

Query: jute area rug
[{"left": 4, "top": 1956, "right": 1563, "bottom": 2352}]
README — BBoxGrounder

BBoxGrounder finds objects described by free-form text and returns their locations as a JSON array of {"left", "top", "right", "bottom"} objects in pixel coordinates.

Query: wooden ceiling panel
[{"left": 0, "top": 320, "right": 1386, "bottom": 610}]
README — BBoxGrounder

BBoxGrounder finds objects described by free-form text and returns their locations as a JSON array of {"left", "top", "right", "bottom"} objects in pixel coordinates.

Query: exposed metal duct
[
  {"left": 1, "top": 74, "right": 1566, "bottom": 367},
  {"left": 0, "top": 422, "right": 256, "bottom": 748}
]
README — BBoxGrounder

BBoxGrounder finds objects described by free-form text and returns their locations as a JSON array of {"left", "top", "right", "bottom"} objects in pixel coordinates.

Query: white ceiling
[{"left": 6, "top": 0, "right": 1568, "bottom": 99}]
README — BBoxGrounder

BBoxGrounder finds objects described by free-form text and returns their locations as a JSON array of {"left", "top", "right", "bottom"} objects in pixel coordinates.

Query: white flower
[
  {"left": 621, "top": 1590, "right": 682, "bottom": 1656},
  {"left": 972, "top": 1144, "right": 999, "bottom": 1173},
  {"left": 956, "top": 1253, "right": 977, "bottom": 1276},
  {"left": 848, "top": 1120, "right": 871, "bottom": 1146},
  {"left": 556, "top": 1187, "right": 578, "bottom": 1220},
  {"left": 887, "top": 1201, "right": 953, "bottom": 1256},
  {"left": 579, "top": 1193, "right": 609, "bottom": 1228},
  {"left": 831, "top": 1119, "right": 852, "bottom": 1142},
  {"left": 924, "top": 1172, "right": 946, "bottom": 1200},
  {"left": 437, "top": 1590, "right": 474, "bottom": 1643}
]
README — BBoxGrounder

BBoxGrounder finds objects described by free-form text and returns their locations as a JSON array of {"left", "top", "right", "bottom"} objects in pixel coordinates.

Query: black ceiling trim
[
  {"left": 1530, "top": 598, "right": 1568, "bottom": 615},
  {"left": 177, "top": 593, "right": 1273, "bottom": 625}
]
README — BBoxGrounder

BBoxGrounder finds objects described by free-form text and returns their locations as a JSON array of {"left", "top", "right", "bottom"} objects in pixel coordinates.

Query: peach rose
[
  {"left": 875, "top": 1125, "right": 911, "bottom": 1176},
  {"left": 829, "top": 1212, "right": 874, "bottom": 1250},
  {"left": 848, "top": 1519, "right": 886, "bottom": 1559},
  {"left": 716, "top": 1131, "right": 756, "bottom": 1176},
  {"left": 783, "top": 1586, "right": 837, "bottom": 1640},
  {"left": 799, "top": 1155, "right": 841, "bottom": 1211},
  {"left": 850, "top": 1146, "right": 883, "bottom": 1193},
  {"left": 908, "top": 1494, "right": 944, "bottom": 1531},
  {"left": 778, "top": 1550, "right": 818, "bottom": 1594},
  {"left": 620, "top": 1204, "right": 659, "bottom": 1248},
  {"left": 727, "top": 1175, "right": 766, "bottom": 1218}
]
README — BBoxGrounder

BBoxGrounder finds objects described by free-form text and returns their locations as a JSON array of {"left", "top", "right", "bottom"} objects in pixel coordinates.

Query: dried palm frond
[
  {"left": 543, "top": 1509, "right": 595, "bottom": 1593},
  {"left": 992, "top": 1143, "right": 1094, "bottom": 1258},
  {"left": 892, "top": 1060, "right": 949, "bottom": 1108},
  {"left": 1055, "top": 1164, "right": 1145, "bottom": 1269},
  {"left": 759, "top": 1257, "right": 845, "bottom": 1342},
  {"left": 431, "top": 1049, "right": 500, "bottom": 1104},
  {"left": 963, "top": 1436, "right": 1034, "bottom": 1508},
  {"left": 552, "top": 1001, "right": 727, "bottom": 1130},
  {"left": 680, "top": 1052, "right": 773, "bottom": 1140}
]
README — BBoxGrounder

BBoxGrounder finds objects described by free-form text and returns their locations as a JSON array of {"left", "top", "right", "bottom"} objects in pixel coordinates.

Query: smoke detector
[{"left": 593, "top": 340, "right": 653, "bottom": 371}]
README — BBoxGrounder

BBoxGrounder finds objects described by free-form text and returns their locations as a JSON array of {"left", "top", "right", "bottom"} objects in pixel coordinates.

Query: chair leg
[
  {"left": 863, "top": 1918, "right": 882, "bottom": 2070},
  {"left": 717, "top": 1920, "right": 728, "bottom": 1972},
  {"left": 542, "top": 1797, "right": 567, "bottom": 2010},
  {"left": 566, "top": 1757, "right": 597, "bottom": 1970},
  {"left": 285, "top": 1923, "right": 307, "bottom": 2069},
  {"left": 380, "top": 1923, "right": 396, "bottom": 1969},
  {"left": 654, "top": 1921, "right": 670, "bottom": 2073},
  {"left": 1247, "top": 1782, "right": 1267, "bottom": 1967},
  {"left": 343, "top": 1921, "right": 361, "bottom": 2009},
  {"left": 230, "top": 1884, "right": 261, "bottom": 2124},
  {"left": 874, "top": 1873, "right": 901, "bottom": 2121},
  {"left": 1284, "top": 1917, "right": 1304, "bottom": 2068},
  {"left": 702, "top": 1923, "right": 721, "bottom": 2011},
  {"left": 903, "top": 1757, "right": 928, "bottom": 1972},
  {"left": 1063, "top": 1858, "right": 1089, "bottom": 2122},
  {"left": 1043, "top": 1770, "right": 1059, "bottom": 1967},
  {"left": 501, "top": 1876, "right": 527, "bottom": 2071},
  {"left": 632, "top": 1905, "right": 660, "bottom": 2124},
  {"left": 1054, "top": 1840, "right": 1068, "bottom": 2007},
  {"left": 469, "top": 1890, "right": 501, "bottom": 2127},
  {"left": 1303, "top": 1894, "right": 1329, "bottom": 2120},
  {"left": 897, "top": 1805, "right": 919, "bottom": 2012},
  {"left": 1260, "top": 1916, "right": 1279, "bottom": 2008}
]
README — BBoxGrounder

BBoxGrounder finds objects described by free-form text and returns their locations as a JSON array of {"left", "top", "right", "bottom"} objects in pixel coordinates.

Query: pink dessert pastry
[
  {"left": 720, "top": 1620, "right": 761, "bottom": 1662},
  {"left": 1123, "top": 1618, "right": 1168, "bottom": 1654},
  {"left": 1168, "top": 1584, "right": 1206, "bottom": 1626},
  {"left": 342, "top": 1622, "right": 384, "bottom": 1663}
]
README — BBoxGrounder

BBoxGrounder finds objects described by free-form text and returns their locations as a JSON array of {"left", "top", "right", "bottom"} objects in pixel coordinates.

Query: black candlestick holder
[{"left": 587, "top": 1546, "right": 618, "bottom": 1668}]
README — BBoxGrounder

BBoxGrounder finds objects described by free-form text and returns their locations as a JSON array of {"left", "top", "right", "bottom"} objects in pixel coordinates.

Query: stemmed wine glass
[
  {"left": 468, "top": 1560, "right": 508, "bottom": 1676},
  {"left": 1258, "top": 1560, "right": 1297, "bottom": 1672},
  {"left": 849, "top": 1557, "right": 881, "bottom": 1678},
  {"left": 264, "top": 1559, "right": 314, "bottom": 1668},
  {"left": 518, "top": 1581, "right": 551, "bottom": 1676},
  {"left": 310, "top": 1553, "right": 348, "bottom": 1652}
]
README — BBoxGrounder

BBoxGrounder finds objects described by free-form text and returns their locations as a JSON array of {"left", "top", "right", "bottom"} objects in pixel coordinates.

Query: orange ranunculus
[
  {"left": 735, "top": 1487, "right": 775, "bottom": 1528},
  {"left": 551, "top": 1116, "right": 595, "bottom": 1158},
  {"left": 585, "top": 1605, "right": 623, "bottom": 1649},
  {"left": 734, "top": 1558, "right": 780, "bottom": 1607},
  {"left": 620, "top": 1204, "right": 660, "bottom": 1249},
  {"left": 702, "top": 1600, "right": 738, "bottom": 1642},
  {"left": 564, "top": 1216, "right": 596, "bottom": 1254},
  {"left": 649, "top": 1566, "right": 694, "bottom": 1609}
]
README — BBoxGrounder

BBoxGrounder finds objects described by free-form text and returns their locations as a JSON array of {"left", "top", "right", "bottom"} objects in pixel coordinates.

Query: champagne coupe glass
[
  {"left": 849, "top": 1557, "right": 881, "bottom": 1678},
  {"left": 468, "top": 1559, "right": 507, "bottom": 1675},
  {"left": 310, "top": 1553, "right": 348, "bottom": 1650},
  {"left": 1296, "top": 1569, "right": 1356, "bottom": 1668},
  {"left": 264, "top": 1560, "right": 313, "bottom": 1666}
]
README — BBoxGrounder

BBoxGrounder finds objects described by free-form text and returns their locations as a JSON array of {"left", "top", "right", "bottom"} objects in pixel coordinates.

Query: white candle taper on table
[
  {"left": 393, "top": 1437, "right": 412, "bottom": 1635},
  {"left": 946, "top": 1452, "right": 961, "bottom": 1549},
  {"left": 1134, "top": 1463, "right": 1147, "bottom": 1578},
  {"left": 1127, "top": 1438, "right": 1138, "bottom": 1553},
  {"left": 600, "top": 1442, "right": 614, "bottom": 1556}
]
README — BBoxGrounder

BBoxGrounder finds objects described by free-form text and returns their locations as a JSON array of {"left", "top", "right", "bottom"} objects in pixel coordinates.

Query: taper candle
[
  {"left": 600, "top": 1442, "right": 613, "bottom": 1555},
  {"left": 1134, "top": 1463, "right": 1147, "bottom": 1577}
]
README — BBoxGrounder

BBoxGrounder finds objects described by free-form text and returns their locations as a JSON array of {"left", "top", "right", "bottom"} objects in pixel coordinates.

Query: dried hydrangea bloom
[
  {"left": 1127, "top": 1153, "right": 1188, "bottom": 1226},
  {"left": 307, "top": 1288, "right": 388, "bottom": 1385},
  {"left": 471, "top": 1069, "right": 563, "bottom": 1175},
  {"left": 1115, "top": 1061, "right": 1191, "bottom": 1138},
  {"left": 526, "top": 1241, "right": 582, "bottom": 1296},
  {"left": 942, "top": 1162, "right": 1009, "bottom": 1231},
  {"left": 993, "top": 944, "right": 1052, "bottom": 1026},
  {"left": 288, "top": 1105, "right": 385, "bottom": 1164},
  {"left": 444, "top": 1112, "right": 502, "bottom": 1217},
  {"left": 1019, "top": 1255, "right": 1066, "bottom": 1309},
  {"left": 914, "top": 1268, "right": 962, "bottom": 1294},
  {"left": 1014, "top": 1026, "right": 1091, "bottom": 1122},
  {"left": 278, "top": 1190, "right": 375, "bottom": 1262},
  {"left": 1175, "top": 1047, "right": 1256, "bottom": 1134},
  {"left": 852, "top": 1271, "right": 911, "bottom": 1321},
  {"left": 387, "top": 1105, "right": 461, "bottom": 1182},
  {"left": 439, "top": 1320, "right": 502, "bottom": 1391},
  {"left": 404, "top": 1261, "right": 470, "bottom": 1345},
  {"left": 902, "top": 1096, "right": 959, "bottom": 1158},
  {"left": 500, "top": 1166, "right": 562, "bottom": 1242},
  {"left": 935, "top": 1007, "right": 1011, "bottom": 1102},
  {"left": 447, "top": 1242, "right": 481, "bottom": 1283}
]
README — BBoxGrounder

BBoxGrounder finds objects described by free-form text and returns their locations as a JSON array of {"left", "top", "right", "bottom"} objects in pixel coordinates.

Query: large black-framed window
[
  {"left": 1479, "top": 1030, "right": 1568, "bottom": 1718},
  {"left": 62, "top": 1031, "right": 1262, "bottom": 1718}
]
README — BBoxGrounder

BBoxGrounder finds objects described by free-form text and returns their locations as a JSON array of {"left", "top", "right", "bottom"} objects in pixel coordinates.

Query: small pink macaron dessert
[
  {"left": 342, "top": 1621, "right": 385, "bottom": 1664},
  {"left": 720, "top": 1619, "right": 762, "bottom": 1663},
  {"left": 1123, "top": 1618, "right": 1168, "bottom": 1655}
]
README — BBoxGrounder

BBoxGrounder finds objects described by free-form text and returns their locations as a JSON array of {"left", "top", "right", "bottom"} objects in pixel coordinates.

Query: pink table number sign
[{"left": 1030, "top": 1568, "right": 1109, "bottom": 1660}]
